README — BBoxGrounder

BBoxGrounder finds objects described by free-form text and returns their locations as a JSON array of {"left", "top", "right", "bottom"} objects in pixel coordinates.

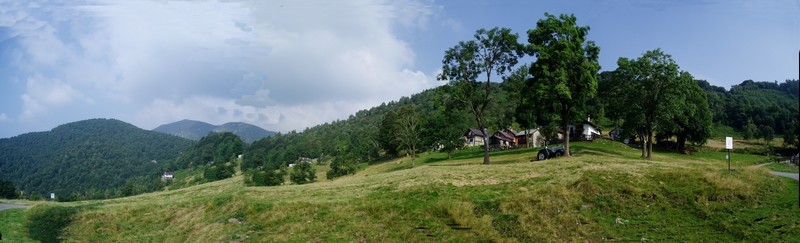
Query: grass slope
[
  {"left": 0, "top": 208, "right": 37, "bottom": 242},
  {"left": 26, "top": 140, "right": 800, "bottom": 241}
]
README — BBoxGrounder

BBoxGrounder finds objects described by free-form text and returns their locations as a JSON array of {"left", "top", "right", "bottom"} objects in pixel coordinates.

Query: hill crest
[
  {"left": 0, "top": 118, "right": 194, "bottom": 198},
  {"left": 153, "top": 119, "right": 275, "bottom": 143}
]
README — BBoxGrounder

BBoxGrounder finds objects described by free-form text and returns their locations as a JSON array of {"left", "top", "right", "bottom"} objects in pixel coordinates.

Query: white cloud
[
  {"left": 126, "top": 95, "right": 375, "bottom": 133},
  {"left": 0, "top": 113, "right": 9, "bottom": 123},
  {"left": 2, "top": 0, "right": 440, "bottom": 132},
  {"left": 20, "top": 74, "right": 90, "bottom": 119}
]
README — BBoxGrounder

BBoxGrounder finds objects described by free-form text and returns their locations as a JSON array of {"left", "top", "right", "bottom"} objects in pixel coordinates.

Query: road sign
[{"left": 725, "top": 137, "right": 733, "bottom": 150}]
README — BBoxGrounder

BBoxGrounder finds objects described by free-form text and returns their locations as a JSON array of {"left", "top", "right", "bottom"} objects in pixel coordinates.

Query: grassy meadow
[{"left": 8, "top": 139, "right": 800, "bottom": 242}]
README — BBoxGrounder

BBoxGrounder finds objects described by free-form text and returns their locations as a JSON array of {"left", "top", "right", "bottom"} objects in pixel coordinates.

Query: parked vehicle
[{"left": 537, "top": 146, "right": 564, "bottom": 161}]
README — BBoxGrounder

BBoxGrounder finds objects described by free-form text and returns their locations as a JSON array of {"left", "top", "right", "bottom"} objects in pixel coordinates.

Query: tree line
[{"left": 239, "top": 13, "right": 798, "bottom": 185}]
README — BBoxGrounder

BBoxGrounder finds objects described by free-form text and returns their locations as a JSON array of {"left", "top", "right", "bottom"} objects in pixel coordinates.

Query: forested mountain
[
  {"left": 153, "top": 119, "right": 275, "bottom": 143},
  {"left": 171, "top": 132, "right": 243, "bottom": 182},
  {"left": 699, "top": 79, "right": 798, "bottom": 134},
  {"left": 0, "top": 118, "right": 193, "bottom": 199}
]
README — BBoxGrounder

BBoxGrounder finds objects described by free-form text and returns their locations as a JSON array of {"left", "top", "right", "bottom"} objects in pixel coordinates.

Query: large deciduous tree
[
  {"left": 744, "top": 119, "right": 757, "bottom": 141},
  {"left": 379, "top": 110, "right": 401, "bottom": 156},
  {"left": 611, "top": 49, "right": 695, "bottom": 158},
  {"left": 659, "top": 74, "right": 713, "bottom": 152},
  {"left": 526, "top": 13, "right": 600, "bottom": 156},
  {"left": 391, "top": 105, "right": 421, "bottom": 167},
  {"left": 438, "top": 27, "right": 522, "bottom": 165}
]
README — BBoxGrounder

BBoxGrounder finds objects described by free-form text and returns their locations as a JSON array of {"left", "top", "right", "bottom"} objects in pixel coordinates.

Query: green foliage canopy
[
  {"left": 525, "top": 13, "right": 600, "bottom": 156},
  {"left": 438, "top": 27, "right": 523, "bottom": 164}
]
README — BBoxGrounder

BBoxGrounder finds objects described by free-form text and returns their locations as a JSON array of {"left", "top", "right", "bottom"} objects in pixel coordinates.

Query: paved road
[
  {"left": 754, "top": 162, "right": 799, "bottom": 181},
  {"left": 0, "top": 204, "right": 27, "bottom": 211},
  {"left": 769, "top": 171, "right": 799, "bottom": 181}
]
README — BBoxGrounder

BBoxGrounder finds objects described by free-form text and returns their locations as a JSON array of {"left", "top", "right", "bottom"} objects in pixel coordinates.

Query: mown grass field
[{"left": 10, "top": 139, "right": 800, "bottom": 241}]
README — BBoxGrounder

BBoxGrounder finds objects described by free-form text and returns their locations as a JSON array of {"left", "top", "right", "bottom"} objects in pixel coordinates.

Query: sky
[{"left": 0, "top": 0, "right": 798, "bottom": 138}]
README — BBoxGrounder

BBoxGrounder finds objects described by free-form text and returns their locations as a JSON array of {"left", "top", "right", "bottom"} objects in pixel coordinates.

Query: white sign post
[
  {"left": 725, "top": 137, "right": 733, "bottom": 173},
  {"left": 50, "top": 192, "right": 55, "bottom": 200}
]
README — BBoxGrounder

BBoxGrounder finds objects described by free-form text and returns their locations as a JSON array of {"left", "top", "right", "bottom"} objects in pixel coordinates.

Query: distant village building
[
  {"left": 162, "top": 172, "right": 174, "bottom": 180},
  {"left": 515, "top": 128, "right": 545, "bottom": 148},
  {"left": 290, "top": 157, "right": 317, "bottom": 167},
  {"left": 461, "top": 128, "right": 487, "bottom": 147},
  {"left": 490, "top": 129, "right": 516, "bottom": 149},
  {"left": 560, "top": 117, "right": 602, "bottom": 141}
]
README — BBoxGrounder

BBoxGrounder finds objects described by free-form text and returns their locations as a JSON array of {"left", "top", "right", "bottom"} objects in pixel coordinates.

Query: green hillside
[
  {"left": 16, "top": 139, "right": 799, "bottom": 242},
  {"left": 0, "top": 119, "right": 194, "bottom": 200},
  {"left": 700, "top": 79, "right": 798, "bottom": 134}
]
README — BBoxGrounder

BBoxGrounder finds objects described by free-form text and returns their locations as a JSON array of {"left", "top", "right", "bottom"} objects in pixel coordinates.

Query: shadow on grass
[{"left": 25, "top": 203, "right": 100, "bottom": 242}]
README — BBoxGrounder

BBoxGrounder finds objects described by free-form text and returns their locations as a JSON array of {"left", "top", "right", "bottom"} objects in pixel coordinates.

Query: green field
[{"left": 7, "top": 139, "right": 800, "bottom": 241}]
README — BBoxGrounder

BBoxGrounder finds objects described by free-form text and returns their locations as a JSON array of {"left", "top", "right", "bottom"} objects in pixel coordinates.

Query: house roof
[
  {"left": 464, "top": 128, "right": 487, "bottom": 137},
  {"left": 495, "top": 130, "right": 515, "bottom": 140},
  {"left": 514, "top": 128, "right": 540, "bottom": 137},
  {"left": 491, "top": 134, "right": 514, "bottom": 142}
]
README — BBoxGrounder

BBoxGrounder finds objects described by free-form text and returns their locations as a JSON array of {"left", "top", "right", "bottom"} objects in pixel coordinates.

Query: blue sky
[{"left": 0, "top": 0, "right": 798, "bottom": 138}]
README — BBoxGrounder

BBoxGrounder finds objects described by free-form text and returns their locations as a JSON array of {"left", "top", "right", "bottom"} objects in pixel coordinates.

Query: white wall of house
[
  {"left": 582, "top": 124, "right": 601, "bottom": 140},
  {"left": 465, "top": 136, "right": 485, "bottom": 147}
]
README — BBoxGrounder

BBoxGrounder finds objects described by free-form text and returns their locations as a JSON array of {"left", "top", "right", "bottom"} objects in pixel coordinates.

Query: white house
[
  {"left": 563, "top": 117, "right": 602, "bottom": 141},
  {"left": 579, "top": 122, "right": 602, "bottom": 141},
  {"left": 162, "top": 172, "right": 174, "bottom": 180}
]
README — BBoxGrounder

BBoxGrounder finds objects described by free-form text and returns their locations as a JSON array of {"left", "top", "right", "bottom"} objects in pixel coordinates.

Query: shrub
[
  {"left": 0, "top": 179, "right": 18, "bottom": 199},
  {"left": 249, "top": 168, "right": 285, "bottom": 186},
  {"left": 326, "top": 154, "right": 358, "bottom": 179},
  {"left": 290, "top": 162, "right": 316, "bottom": 184}
]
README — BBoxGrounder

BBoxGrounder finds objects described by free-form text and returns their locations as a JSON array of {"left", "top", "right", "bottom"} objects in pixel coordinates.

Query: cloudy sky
[{"left": 1, "top": 0, "right": 798, "bottom": 138}]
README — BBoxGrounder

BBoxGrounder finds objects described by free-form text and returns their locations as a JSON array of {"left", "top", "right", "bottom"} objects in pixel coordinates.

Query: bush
[
  {"left": 248, "top": 168, "right": 285, "bottom": 186},
  {"left": 0, "top": 179, "right": 19, "bottom": 199},
  {"left": 204, "top": 163, "right": 235, "bottom": 182},
  {"left": 290, "top": 162, "right": 316, "bottom": 184},
  {"left": 25, "top": 204, "right": 77, "bottom": 243},
  {"left": 326, "top": 154, "right": 358, "bottom": 179}
]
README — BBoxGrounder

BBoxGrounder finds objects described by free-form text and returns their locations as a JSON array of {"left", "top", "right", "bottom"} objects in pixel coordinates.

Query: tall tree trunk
[
  {"left": 676, "top": 135, "right": 686, "bottom": 152},
  {"left": 411, "top": 144, "right": 416, "bottom": 167},
  {"left": 562, "top": 105, "right": 571, "bottom": 156},
  {"left": 646, "top": 129, "right": 653, "bottom": 159},
  {"left": 640, "top": 131, "right": 646, "bottom": 158},
  {"left": 482, "top": 127, "right": 490, "bottom": 164}
]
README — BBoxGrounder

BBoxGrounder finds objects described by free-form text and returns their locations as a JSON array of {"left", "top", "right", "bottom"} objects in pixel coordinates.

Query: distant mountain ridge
[
  {"left": 153, "top": 119, "right": 275, "bottom": 143},
  {"left": 0, "top": 118, "right": 194, "bottom": 198}
]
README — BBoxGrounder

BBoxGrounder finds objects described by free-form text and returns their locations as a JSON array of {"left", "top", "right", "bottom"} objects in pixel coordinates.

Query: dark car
[{"left": 537, "top": 146, "right": 564, "bottom": 161}]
